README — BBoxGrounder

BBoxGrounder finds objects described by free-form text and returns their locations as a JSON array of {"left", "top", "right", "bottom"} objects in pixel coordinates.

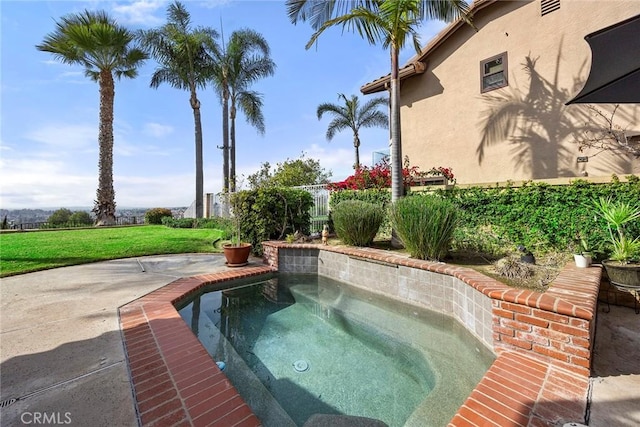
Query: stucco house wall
[{"left": 370, "top": 0, "right": 640, "bottom": 184}]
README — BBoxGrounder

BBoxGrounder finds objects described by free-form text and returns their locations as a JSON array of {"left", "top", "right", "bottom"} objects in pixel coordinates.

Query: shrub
[
  {"left": 331, "top": 200, "right": 384, "bottom": 246},
  {"left": 48, "top": 208, "right": 73, "bottom": 226},
  {"left": 145, "top": 208, "right": 173, "bottom": 225},
  {"left": 231, "top": 187, "right": 314, "bottom": 255},
  {"left": 389, "top": 194, "right": 458, "bottom": 260},
  {"left": 451, "top": 225, "right": 511, "bottom": 259},
  {"left": 69, "top": 211, "right": 93, "bottom": 225},
  {"left": 161, "top": 217, "right": 194, "bottom": 228},
  {"left": 161, "top": 217, "right": 233, "bottom": 237},
  {"left": 330, "top": 189, "right": 391, "bottom": 237}
]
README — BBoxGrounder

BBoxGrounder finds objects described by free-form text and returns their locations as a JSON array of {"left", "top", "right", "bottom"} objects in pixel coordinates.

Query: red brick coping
[
  {"left": 120, "top": 244, "right": 601, "bottom": 426},
  {"left": 119, "top": 266, "right": 274, "bottom": 427}
]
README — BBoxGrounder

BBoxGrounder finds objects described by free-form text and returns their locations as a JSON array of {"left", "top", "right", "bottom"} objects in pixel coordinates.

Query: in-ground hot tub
[{"left": 177, "top": 273, "right": 495, "bottom": 427}]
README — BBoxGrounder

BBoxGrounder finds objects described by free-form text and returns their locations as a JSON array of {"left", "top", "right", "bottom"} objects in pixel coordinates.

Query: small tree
[
  {"left": 48, "top": 208, "right": 73, "bottom": 226},
  {"left": 247, "top": 155, "right": 332, "bottom": 189}
]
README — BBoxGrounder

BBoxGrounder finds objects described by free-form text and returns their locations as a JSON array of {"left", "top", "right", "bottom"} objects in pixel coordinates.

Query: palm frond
[{"left": 237, "top": 91, "right": 265, "bottom": 134}]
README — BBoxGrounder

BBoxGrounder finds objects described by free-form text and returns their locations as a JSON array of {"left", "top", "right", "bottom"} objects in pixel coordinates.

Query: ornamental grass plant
[
  {"left": 332, "top": 200, "right": 384, "bottom": 246},
  {"left": 389, "top": 195, "right": 458, "bottom": 261}
]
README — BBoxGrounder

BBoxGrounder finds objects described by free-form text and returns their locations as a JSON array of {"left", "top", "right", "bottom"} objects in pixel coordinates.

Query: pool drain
[{"left": 293, "top": 360, "right": 309, "bottom": 372}]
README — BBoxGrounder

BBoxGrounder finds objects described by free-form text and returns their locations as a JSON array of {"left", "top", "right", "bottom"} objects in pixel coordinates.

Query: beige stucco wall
[{"left": 400, "top": 0, "right": 640, "bottom": 184}]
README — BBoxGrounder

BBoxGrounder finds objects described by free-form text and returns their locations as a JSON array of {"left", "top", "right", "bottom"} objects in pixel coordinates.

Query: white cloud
[
  {"left": 25, "top": 124, "right": 97, "bottom": 150},
  {"left": 303, "top": 143, "right": 355, "bottom": 181},
  {"left": 0, "top": 157, "right": 95, "bottom": 208},
  {"left": 114, "top": 173, "right": 196, "bottom": 207},
  {"left": 0, "top": 155, "right": 200, "bottom": 209},
  {"left": 111, "top": 0, "right": 165, "bottom": 26},
  {"left": 196, "top": 0, "right": 231, "bottom": 10},
  {"left": 60, "top": 71, "right": 85, "bottom": 78},
  {"left": 143, "top": 122, "right": 174, "bottom": 138},
  {"left": 41, "top": 59, "right": 64, "bottom": 66}
]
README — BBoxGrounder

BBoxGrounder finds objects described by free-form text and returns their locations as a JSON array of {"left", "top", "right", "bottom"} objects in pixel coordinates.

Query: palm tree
[
  {"left": 207, "top": 28, "right": 275, "bottom": 193},
  {"left": 317, "top": 93, "right": 388, "bottom": 170},
  {"left": 287, "top": 0, "right": 471, "bottom": 202},
  {"left": 37, "top": 11, "right": 147, "bottom": 226},
  {"left": 227, "top": 30, "right": 275, "bottom": 192},
  {"left": 138, "top": 1, "right": 217, "bottom": 218}
]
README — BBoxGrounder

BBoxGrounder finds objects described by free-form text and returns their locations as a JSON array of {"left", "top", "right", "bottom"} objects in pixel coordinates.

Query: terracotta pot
[{"left": 223, "top": 243, "right": 252, "bottom": 267}]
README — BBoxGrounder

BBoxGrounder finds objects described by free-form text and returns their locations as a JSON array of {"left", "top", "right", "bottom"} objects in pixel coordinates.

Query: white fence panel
[{"left": 294, "top": 184, "right": 330, "bottom": 234}]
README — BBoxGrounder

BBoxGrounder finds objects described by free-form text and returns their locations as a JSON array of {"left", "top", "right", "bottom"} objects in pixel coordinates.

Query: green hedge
[
  {"left": 329, "top": 176, "right": 640, "bottom": 258},
  {"left": 231, "top": 187, "right": 314, "bottom": 256},
  {"left": 162, "top": 217, "right": 233, "bottom": 237},
  {"left": 438, "top": 176, "right": 640, "bottom": 256}
]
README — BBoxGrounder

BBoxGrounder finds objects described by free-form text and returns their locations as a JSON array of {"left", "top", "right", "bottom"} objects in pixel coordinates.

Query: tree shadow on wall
[{"left": 476, "top": 44, "right": 637, "bottom": 178}]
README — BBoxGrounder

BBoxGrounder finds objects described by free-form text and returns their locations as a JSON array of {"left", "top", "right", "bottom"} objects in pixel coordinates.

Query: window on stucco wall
[{"left": 480, "top": 52, "right": 508, "bottom": 93}]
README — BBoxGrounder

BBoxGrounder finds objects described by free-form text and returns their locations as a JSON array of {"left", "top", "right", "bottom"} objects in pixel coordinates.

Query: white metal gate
[{"left": 294, "top": 184, "right": 330, "bottom": 234}]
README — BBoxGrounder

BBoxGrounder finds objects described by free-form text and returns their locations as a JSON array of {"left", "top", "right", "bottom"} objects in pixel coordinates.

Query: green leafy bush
[
  {"left": 451, "top": 225, "right": 510, "bottom": 259},
  {"left": 440, "top": 175, "right": 640, "bottom": 256},
  {"left": 389, "top": 194, "right": 458, "bottom": 260},
  {"left": 231, "top": 187, "right": 313, "bottom": 255},
  {"left": 161, "top": 217, "right": 233, "bottom": 237},
  {"left": 145, "top": 208, "right": 173, "bottom": 225},
  {"left": 48, "top": 208, "right": 73, "bottom": 226},
  {"left": 331, "top": 200, "right": 384, "bottom": 246},
  {"left": 69, "top": 211, "right": 93, "bottom": 225},
  {"left": 46, "top": 208, "right": 93, "bottom": 228},
  {"left": 162, "top": 217, "right": 195, "bottom": 228}
]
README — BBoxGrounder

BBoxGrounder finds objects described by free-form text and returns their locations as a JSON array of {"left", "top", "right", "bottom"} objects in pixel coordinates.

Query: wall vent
[{"left": 541, "top": 0, "right": 560, "bottom": 16}]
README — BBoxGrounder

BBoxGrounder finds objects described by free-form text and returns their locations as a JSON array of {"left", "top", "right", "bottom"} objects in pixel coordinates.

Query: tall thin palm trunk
[
  {"left": 190, "top": 85, "right": 203, "bottom": 218},
  {"left": 96, "top": 69, "right": 116, "bottom": 225},
  {"left": 230, "top": 103, "right": 237, "bottom": 192},
  {"left": 389, "top": 46, "right": 403, "bottom": 202},
  {"left": 222, "top": 86, "right": 230, "bottom": 194}
]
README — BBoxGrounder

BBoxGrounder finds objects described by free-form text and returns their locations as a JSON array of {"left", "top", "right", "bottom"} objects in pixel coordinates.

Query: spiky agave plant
[{"left": 594, "top": 197, "right": 640, "bottom": 263}]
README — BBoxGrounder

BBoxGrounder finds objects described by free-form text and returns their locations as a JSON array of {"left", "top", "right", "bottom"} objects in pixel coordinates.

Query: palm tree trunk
[
  {"left": 94, "top": 70, "right": 116, "bottom": 226},
  {"left": 230, "top": 102, "right": 237, "bottom": 192},
  {"left": 191, "top": 89, "right": 204, "bottom": 218},
  {"left": 389, "top": 47, "right": 403, "bottom": 203},
  {"left": 222, "top": 87, "right": 230, "bottom": 194},
  {"left": 353, "top": 134, "right": 360, "bottom": 170}
]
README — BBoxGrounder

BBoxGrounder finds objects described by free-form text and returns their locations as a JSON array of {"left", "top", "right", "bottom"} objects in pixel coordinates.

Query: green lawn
[{"left": 0, "top": 225, "right": 225, "bottom": 277}]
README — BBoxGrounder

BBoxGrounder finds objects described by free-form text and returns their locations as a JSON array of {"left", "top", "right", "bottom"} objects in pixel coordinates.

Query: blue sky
[{"left": 1, "top": 0, "right": 447, "bottom": 209}]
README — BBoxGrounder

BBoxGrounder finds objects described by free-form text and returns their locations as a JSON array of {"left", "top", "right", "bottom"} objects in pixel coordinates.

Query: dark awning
[{"left": 566, "top": 14, "right": 640, "bottom": 104}]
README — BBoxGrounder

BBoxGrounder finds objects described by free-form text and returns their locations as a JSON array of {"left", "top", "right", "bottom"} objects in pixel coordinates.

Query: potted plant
[
  {"left": 594, "top": 197, "right": 640, "bottom": 289},
  {"left": 573, "top": 234, "right": 593, "bottom": 268},
  {"left": 222, "top": 191, "right": 252, "bottom": 267}
]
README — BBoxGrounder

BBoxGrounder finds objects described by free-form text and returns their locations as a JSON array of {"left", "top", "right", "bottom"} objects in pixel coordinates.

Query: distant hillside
[{"left": 0, "top": 207, "right": 187, "bottom": 225}]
